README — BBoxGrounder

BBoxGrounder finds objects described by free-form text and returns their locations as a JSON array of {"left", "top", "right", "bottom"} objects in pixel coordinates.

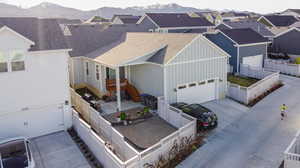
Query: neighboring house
[
  {"left": 281, "top": 9, "right": 300, "bottom": 17},
  {"left": 221, "top": 12, "right": 249, "bottom": 21},
  {"left": 189, "top": 11, "right": 222, "bottom": 25},
  {"left": 111, "top": 15, "right": 141, "bottom": 24},
  {"left": 0, "top": 18, "right": 72, "bottom": 139},
  {"left": 137, "top": 13, "right": 215, "bottom": 33},
  {"left": 70, "top": 32, "right": 229, "bottom": 110},
  {"left": 56, "top": 18, "right": 82, "bottom": 25},
  {"left": 85, "top": 16, "right": 110, "bottom": 24},
  {"left": 205, "top": 28, "right": 270, "bottom": 73},
  {"left": 270, "top": 27, "right": 300, "bottom": 60},
  {"left": 258, "top": 15, "right": 299, "bottom": 34},
  {"left": 216, "top": 20, "right": 275, "bottom": 38}
]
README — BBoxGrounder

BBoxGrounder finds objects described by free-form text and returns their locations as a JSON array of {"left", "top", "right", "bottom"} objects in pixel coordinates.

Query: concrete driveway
[
  {"left": 30, "top": 131, "right": 91, "bottom": 168},
  {"left": 177, "top": 75, "right": 300, "bottom": 168},
  {"left": 201, "top": 98, "right": 249, "bottom": 134}
]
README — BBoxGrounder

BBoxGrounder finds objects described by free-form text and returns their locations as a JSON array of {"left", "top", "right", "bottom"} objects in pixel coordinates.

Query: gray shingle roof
[
  {"left": 119, "top": 16, "right": 141, "bottom": 24},
  {"left": 287, "top": 9, "right": 300, "bottom": 15},
  {"left": 263, "top": 15, "right": 298, "bottom": 27},
  {"left": 221, "top": 20, "right": 274, "bottom": 37},
  {"left": 146, "top": 13, "right": 214, "bottom": 28},
  {"left": 220, "top": 28, "right": 270, "bottom": 45},
  {"left": 65, "top": 24, "right": 149, "bottom": 58},
  {"left": 0, "top": 17, "right": 69, "bottom": 51}
]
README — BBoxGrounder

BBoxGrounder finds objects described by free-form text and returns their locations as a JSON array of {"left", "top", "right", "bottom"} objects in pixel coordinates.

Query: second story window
[
  {"left": 96, "top": 64, "right": 100, "bottom": 80},
  {"left": 11, "top": 51, "right": 25, "bottom": 72},
  {"left": 0, "top": 52, "right": 8, "bottom": 73}
]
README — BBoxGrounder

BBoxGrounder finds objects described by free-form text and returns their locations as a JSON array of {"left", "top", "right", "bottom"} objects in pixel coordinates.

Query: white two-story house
[{"left": 0, "top": 18, "right": 72, "bottom": 139}]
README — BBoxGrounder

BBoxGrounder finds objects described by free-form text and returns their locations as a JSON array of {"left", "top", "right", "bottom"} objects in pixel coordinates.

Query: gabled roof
[
  {"left": 0, "top": 17, "right": 69, "bottom": 51},
  {"left": 286, "top": 9, "right": 300, "bottom": 15},
  {"left": 119, "top": 16, "right": 141, "bottom": 24},
  {"left": 94, "top": 33, "right": 199, "bottom": 66},
  {"left": 261, "top": 15, "right": 298, "bottom": 27},
  {"left": 145, "top": 13, "right": 214, "bottom": 28},
  {"left": 219, "top": 28, "right": 270, "bottom": 45},
  {"left": 65, "top": 24, "right": 149, "bottom": 57},
  {"left": 274, "top": 27, "right": 300, "bottom": 38},
  {"left": 221, "top": 20, "right": 274, "bottom": 37},
  {"left": 111, "top": 14, "right": 133, "bottom": 21}
]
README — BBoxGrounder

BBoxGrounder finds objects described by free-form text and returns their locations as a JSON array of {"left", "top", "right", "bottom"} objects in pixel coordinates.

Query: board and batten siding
[
  {"left": 165, "top": 36, "right": 228, "bottom": 103},
  {"left": 130, "top": 63, "right": 164, "bottom": 97}
]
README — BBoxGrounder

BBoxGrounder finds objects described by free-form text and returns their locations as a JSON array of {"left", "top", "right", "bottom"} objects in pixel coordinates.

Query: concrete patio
[{"left": 30, "top": 131, "right": 91, "bottom": 168}]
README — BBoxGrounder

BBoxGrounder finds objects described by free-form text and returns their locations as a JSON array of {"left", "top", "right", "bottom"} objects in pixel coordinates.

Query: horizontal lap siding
[
  {"left": 166, "top": 36, "right": 228, "bottom": 103},
  {"left": 239, "top": 44, "right": 267, "bottom": 59},
  {"left": 205, "top": 33, "right": 238, "bottom": 72},
  {"left": 84, "top": 59, "right": 106, "bottom": 93}
]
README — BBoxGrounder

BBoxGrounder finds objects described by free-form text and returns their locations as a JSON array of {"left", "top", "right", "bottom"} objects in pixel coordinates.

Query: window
[
  {"left": 96, "top": 64, "right": 100, "bottom": 80},
  {"left": 85, "top": 62, "right": 89, "bottom": 76},
  {"left": 178, "top": 85, "right": 186, "bottom": 89},
  {"left": 208, "top": 79, "right": 215, "bottom": 83},
  {"left": 199, "top": 81, "right": 206, "bottom": 85},
  {"left": 189, "top": 83, "right": 197, "bottom": 87},
  {"left": 11, "top": 51, "right": 25, "bottom": 71},
  {"left": 0, "top": 52, "right": 8, "bottom": 73}
]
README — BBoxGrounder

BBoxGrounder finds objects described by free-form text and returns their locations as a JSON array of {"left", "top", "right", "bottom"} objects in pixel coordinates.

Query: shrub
[{"left": 295, "top": 57, "right": 300, "bottom": 64}]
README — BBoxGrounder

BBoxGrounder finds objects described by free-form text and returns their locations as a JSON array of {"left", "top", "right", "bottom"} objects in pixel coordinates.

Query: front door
[{"left": 106, "top": 67, "right": 125, "bottom": 79}]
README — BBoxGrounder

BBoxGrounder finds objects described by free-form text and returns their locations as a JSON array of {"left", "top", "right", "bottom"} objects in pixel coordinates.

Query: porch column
[{"left": 116, "top": 66, "right": 122, "bottom": 111}]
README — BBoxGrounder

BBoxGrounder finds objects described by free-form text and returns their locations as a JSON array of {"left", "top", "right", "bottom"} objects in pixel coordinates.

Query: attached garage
[
  {"left": 242, "top": 55, "right": 263, "bottom": 68},
  {"left": 0, "top": 105, "right": 65, "bottom": 139},
  {"left": 177, "top": 79, "right": 218, "bottom": 104}
]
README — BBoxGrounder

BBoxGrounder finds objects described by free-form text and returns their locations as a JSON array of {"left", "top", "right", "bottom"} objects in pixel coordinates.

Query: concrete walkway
[
  {"left": 31, "top": 131, "right": 91, "bottom": 168},
  {"left": 177, "top": 75, "right": 300, "bottom": 168}
]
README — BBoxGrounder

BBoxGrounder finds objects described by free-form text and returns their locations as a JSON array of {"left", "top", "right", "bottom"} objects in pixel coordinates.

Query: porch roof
[{"left": 94, "top": 32, "right": 199, "bottom": 67}]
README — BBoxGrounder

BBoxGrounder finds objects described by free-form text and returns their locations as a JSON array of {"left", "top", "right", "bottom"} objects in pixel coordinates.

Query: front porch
[{"left": 74, "top": 85, "right": 143, "bottom": 115}]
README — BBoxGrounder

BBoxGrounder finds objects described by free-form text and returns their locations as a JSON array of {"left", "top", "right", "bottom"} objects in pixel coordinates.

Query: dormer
[{"left": 0, "top": 26, "right": 35, "bottom": 73}]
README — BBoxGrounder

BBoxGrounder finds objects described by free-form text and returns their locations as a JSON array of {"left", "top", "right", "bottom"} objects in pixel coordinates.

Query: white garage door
[
  {"left": 0, "top": 105, "right": 64, "bottom": 139},
  {"left": 242, "top": 55, "right": 263, "bottom": 68},
  {"left": 177, "top": 80, "right": 217, "bottom": 104}
]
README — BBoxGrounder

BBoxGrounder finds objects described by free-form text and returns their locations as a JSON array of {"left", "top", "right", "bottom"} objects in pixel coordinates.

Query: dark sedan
[{"left": 172, "top": 103, "right": 218, "bottom": 131}]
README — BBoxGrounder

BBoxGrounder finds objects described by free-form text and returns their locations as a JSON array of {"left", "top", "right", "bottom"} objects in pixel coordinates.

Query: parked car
[
  {"left": 0, "top": 137, "right": 35, "bottom": 168},
  {"left": 170, "top": 102, "right": 188, "bottom": 109},
  {"left": 172, "top": 103, "right": 218, "bottom": 131}
]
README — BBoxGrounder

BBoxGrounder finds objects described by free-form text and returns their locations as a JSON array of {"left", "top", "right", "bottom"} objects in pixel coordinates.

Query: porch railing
[{"left": 284, "top": 131, "right": 300, "bottom": 168}]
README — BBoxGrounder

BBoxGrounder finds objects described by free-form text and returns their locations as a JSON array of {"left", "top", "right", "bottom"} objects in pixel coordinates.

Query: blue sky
[{"left": 1, "top": 0, "right": 299, "bottom": 14}]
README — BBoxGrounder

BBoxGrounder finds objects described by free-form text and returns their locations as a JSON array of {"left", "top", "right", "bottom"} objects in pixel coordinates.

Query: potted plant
[{"left": 120, "top": 112, "right": 127, "bottom": 125}]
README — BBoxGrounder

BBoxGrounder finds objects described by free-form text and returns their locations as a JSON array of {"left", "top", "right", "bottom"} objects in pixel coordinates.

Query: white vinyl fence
[
  {"left": 264, "top": 59, "right": 300, "bottom": 77},
  {"left": 227, "top": 66, "right": 280, "bottom": 105},
  {"left": 284, "top": 131, "right": 300, "bottom": 168},
  {"left": 70, "top": 88, "right": 197, "bottom": 168}
]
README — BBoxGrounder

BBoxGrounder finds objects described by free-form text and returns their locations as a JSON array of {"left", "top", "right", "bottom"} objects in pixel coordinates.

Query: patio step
[{"left": 68, "top": 128, "right": 104, "bottom": 168}]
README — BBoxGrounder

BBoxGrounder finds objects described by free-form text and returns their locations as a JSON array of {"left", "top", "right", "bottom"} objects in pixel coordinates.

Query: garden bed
[
  {"left": 143, "top": 135, "right": 206, "bottom": 168},
  {"left": 248, "top": 82, "right": 283, "bottom": 107},
  {"left": 228, "top": 74, "right": 259, "bottom": 87}
]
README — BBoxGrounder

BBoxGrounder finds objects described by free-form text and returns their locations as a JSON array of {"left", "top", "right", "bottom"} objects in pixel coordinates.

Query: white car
[{"left": 0, "top": 137, "right": 35, "bottom": 168}]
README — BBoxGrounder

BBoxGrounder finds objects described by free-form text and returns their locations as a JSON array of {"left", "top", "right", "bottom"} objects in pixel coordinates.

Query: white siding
[
  {"left": 165, "top": 36, "right": 228, "bottom": 103},
  {"left": 0, "top": 50, "right": 72, "bottom": 138},
  {"left": 130, "top": 63, "right": 164, "bottom": 97},
  {"left": 169, "top": 36, "right": 223, "bottom": 64}
]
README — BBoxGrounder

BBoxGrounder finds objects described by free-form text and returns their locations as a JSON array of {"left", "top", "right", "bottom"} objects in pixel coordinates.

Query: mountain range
[{"left": 0, "top": 2, "right": 255, "bottom": 20}]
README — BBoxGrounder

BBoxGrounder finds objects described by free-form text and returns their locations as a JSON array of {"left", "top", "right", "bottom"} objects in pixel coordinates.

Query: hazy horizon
[{"left": 0, "top": 0, "right": 299, "bottom": 14}]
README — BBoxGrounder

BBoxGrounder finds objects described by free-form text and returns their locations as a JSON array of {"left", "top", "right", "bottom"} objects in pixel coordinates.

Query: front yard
[{"left": 228, "top": 74, "right": 259, "bottom": 87}]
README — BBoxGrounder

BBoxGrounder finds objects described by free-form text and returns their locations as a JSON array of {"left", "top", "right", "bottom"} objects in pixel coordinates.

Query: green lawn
[{"left": 228, "top": 75, "right": 259, "bottom": 87}]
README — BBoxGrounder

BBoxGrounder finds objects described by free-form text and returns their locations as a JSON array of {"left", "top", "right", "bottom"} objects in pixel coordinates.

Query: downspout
[{"left": 237, "top": 46, "right": 240, "bottom": 73}]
